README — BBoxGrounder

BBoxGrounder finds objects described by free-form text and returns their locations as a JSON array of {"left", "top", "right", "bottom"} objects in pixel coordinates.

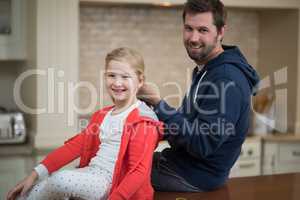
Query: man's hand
[{"left": 137, "top": 83, "right": 161, "bottom": 106}]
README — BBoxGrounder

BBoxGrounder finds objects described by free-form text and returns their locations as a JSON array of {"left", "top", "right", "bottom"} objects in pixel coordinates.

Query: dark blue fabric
[
  {"left": 154, "top": 45, "right": 260, "bottom": 191},
  {"left": 151, "top": 152, "right": 203, "bottom": 192}
]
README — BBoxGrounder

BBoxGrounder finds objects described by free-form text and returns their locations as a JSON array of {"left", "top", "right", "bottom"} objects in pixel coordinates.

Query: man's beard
[{"left": 185, "top": 36, "right": 218, "bottom": 63}]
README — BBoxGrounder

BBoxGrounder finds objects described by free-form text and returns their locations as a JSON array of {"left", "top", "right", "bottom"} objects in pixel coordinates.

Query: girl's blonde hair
[{"left": 105, "top": 47, "right": 145, "bottom": 78}]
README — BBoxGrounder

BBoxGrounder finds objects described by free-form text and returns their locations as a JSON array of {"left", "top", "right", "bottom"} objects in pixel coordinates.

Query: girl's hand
[{"left": 6, "top": 170, "right": 38, "bottom": 200}]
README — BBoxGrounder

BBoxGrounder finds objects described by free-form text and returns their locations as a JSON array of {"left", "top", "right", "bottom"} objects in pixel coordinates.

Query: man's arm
[{"left": 154, "top": 78, "right": 243, "bottom": 159}]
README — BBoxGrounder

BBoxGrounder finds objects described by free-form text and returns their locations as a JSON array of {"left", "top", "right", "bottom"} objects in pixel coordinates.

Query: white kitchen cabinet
[
  {"left": 262, "top": 138, "right": 300, "bottom": 175},
  {"left": 230, "top": 136, "right": 262, "bottom": 177},
  {"left": 0, "top": 0, "right": 26, "bottom": 60}
]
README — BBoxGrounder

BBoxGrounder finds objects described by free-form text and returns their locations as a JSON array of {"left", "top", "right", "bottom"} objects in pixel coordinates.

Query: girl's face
[{"left": 105, "top": 60, "right": 143, "bottom": 108}]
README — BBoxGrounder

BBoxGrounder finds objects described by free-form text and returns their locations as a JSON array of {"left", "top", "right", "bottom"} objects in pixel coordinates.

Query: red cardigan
[{"left": 41, "top": 106, "right": 164, "bottom": 200}]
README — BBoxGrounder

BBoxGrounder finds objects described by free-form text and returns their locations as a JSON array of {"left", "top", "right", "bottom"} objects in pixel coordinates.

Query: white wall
[{"left": 32, "top": 0, "right": 79, "bottom": 148}]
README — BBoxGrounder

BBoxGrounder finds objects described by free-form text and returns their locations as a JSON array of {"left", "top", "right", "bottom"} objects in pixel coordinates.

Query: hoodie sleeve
[{"left": 154, "top": 78, "right": 243, "bottom": 159}]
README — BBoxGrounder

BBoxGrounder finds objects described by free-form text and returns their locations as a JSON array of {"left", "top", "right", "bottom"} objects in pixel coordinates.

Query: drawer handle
[
  {"left": 292, "top": 151, "right": 300, "bottom": 157},
  {"left": 239, "top": 163, "right": 255, "bottom": 169}
]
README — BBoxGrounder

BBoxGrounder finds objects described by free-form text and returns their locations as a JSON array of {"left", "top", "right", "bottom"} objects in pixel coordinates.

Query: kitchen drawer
[
  {"left": 239, "top": 141, "right": 261, "bottom": 160},
  {"left": 230, "top": 160, "right": 260, "bottom": 177},
  {"left": 278, "top": 143, "right": 300, "bottom": 163},
  {"left": 276, "top": 163, "right": 300, "bottom": 173}
]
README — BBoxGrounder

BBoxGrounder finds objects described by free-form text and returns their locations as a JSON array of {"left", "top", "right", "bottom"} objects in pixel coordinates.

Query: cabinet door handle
[
  {"left": 239, "top": 163, "right": 255, "bottom": 169},
  {"left": 292, "top": 151, "right": 300, "bottom": 157}
]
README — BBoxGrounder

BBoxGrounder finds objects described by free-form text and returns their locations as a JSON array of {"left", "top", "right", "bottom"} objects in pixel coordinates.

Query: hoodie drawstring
[{"left": 193, "top": 71, "right": 207, "bottom": 104}]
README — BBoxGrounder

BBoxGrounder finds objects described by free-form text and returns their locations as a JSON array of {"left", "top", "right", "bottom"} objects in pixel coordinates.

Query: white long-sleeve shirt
[{"left": 88, "top": 100, "right": 141, "bottom": 174}]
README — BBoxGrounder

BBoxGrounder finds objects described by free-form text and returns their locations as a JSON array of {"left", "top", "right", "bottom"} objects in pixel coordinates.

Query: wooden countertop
[
  {"left": 154, "top": 173, "right": 300, "bottom": 200},
  {"left": 0, "top": 135, "right": 34, "bottom": 156},
  {"left": 262, "top": 134, "right": 300, "bottom": 142}
]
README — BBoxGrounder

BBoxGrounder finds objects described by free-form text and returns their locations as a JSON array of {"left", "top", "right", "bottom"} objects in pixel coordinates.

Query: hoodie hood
[{"left": 204, "top": 45, "right": 260, "bottom": 95}]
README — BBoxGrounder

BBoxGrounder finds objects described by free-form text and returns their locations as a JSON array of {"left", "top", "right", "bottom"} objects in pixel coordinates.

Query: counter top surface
[
  {"left": 0, "top": 143, "right": 33, "bottom": 156},
  {"left": 154, "top": 173, "right": 300, "bottom": 200},
  {"left": 262, "top": 134, "right": 300, "bottom": 142}
]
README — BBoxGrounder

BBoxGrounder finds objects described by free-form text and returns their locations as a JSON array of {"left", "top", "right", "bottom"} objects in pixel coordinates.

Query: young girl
[{"left": 7, "top": 47, "right": 163, "bottom": 200}]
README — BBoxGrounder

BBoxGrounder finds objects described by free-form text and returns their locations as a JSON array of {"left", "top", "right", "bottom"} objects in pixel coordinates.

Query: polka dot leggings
[{"left": 18, "top": 166, "right": 112, "bottom": 200}]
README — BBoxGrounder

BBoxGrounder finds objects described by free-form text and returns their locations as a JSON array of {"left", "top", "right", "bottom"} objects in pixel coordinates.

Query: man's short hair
[{"left": 183, "top": 0, "right": 227, "bottom": 32}]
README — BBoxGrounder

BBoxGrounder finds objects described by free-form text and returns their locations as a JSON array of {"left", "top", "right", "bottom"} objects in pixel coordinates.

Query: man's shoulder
[{"left": 206, "top": 63, "right": 249, "bottom": 82}]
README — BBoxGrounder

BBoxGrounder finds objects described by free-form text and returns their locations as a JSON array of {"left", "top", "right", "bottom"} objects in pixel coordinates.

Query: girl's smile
[{"left": 105, "top": 60, "right": 143, "bottom": 110}]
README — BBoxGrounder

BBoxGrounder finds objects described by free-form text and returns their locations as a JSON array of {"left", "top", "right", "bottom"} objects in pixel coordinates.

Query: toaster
[{"left": 0, "top": 112, "right": 26, "bottom": 144}]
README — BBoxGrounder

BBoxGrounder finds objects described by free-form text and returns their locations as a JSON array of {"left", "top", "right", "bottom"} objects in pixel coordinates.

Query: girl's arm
[
  {"left": 6, "top": 170, "right": 38, "bottom": 200},
  {"left": 6, "top": 133, "right": 86, "bottom": 200},
  {"left": 6, "top": 111, "right": 101, "bottom": 200},
  {"left": 109, "top": 122, "right": 160, "bottom": 199},
  {"left": 39, "top": 131, "right": 85, "bottom": 173},
  {"left": 40, "top": 111, "right": 100, "bottom": 174}
]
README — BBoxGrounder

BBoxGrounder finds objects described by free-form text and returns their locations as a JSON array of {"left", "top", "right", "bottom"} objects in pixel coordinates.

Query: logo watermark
[{"left": 12, "top": 66, "right": 289, "bottom": 134}]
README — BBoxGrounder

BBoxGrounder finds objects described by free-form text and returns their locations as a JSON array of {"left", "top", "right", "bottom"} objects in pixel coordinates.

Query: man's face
[{"left": 183, "top": 12, "right": 224, "bottom": 64}]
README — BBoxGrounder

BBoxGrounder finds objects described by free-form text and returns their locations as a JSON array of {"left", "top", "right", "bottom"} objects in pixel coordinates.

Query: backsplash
[{"left": 79, "top": 5, "right": 259, "bottom": 111}]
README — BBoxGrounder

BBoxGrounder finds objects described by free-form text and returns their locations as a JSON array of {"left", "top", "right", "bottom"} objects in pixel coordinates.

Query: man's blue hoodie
[{"left": 154, "top": 45, "right": 260, "bottom": 190}]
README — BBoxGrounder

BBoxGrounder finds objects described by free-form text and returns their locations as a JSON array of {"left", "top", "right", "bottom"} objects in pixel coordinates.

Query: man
[{"left": 138, "top": 0, "right": 260, "bottom": 192}]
